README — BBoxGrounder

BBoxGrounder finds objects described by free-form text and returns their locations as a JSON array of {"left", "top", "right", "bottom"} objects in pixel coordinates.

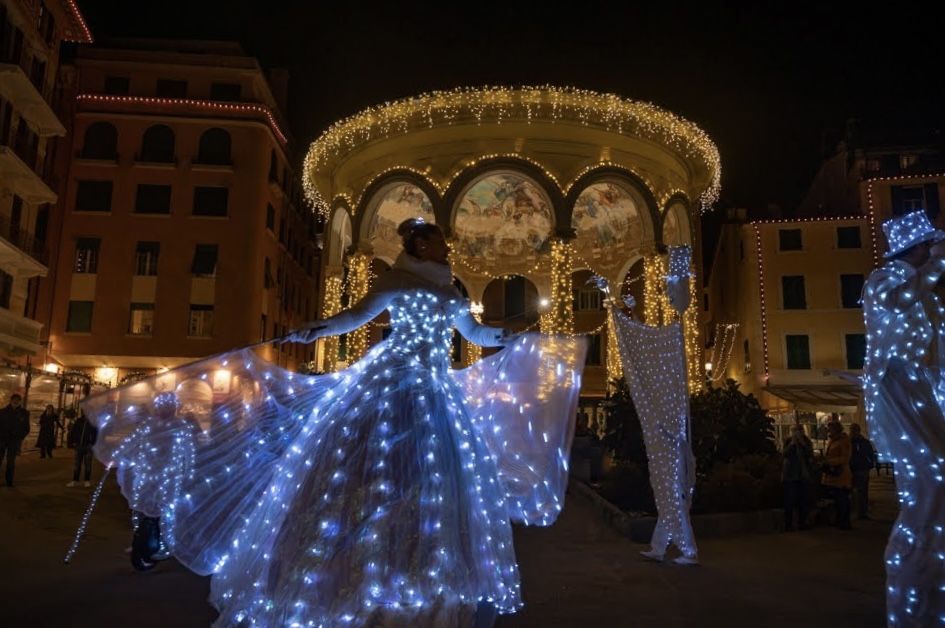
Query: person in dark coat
[
  {"left": 849, "top": 423, "right": 878, "bottom": 519},
  {"left": 35, "top": 405, "right": 63, "bottom": 459},
  {"left": 782, "top": 423, "right": 815, "bottom": 531},
  {"left": 0, "top": 394, "right": 31, "bottom": 487},
  {"left": 66, "top": 410, "right": 97, "bottom": 487}
]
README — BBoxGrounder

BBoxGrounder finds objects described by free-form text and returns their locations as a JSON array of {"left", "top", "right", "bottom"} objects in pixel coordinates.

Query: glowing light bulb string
[{"left": 63, "top": 464, "right": 114, "bottom": 564}]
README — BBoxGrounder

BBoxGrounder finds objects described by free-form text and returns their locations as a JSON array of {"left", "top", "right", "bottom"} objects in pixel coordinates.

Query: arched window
[
  {"left": 139, "top": 125, "right": 175, "bottom": 163},
  {"left": 81, "top": 122, "right": 117, "bottom": 159},
  {"left": 196, "top": 128, "right": 231, "bottom": 165}
]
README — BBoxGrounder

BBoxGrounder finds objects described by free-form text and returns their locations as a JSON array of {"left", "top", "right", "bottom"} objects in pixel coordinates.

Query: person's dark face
[
  {"left": 850, "top": 424, "right": 861, "bottom": 437},
  {"left": 902, "top": 241, "right": 931, "bottom": 268},
  {"left": 10, "top": 397, "right": 21, "bottom": 408},
  {"left": 415, "top": 232, "right": 450, "bottom": 265}
]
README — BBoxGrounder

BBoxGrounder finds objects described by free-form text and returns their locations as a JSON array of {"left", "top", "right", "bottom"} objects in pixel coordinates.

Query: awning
[{"left": 764, "top": 383, "right": 862, "bottom": 410}]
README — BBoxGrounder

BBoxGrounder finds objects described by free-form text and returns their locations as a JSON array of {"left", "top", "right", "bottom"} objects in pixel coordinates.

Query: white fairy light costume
[
  {"left": 609, "top": 245, "right": 698, "bottom": 563},
  {"left": 82, "top": 251, "right": 587, "bottom": 627},
  {"left": 862, "top": 210, "right": 945, "bottom": 626}
]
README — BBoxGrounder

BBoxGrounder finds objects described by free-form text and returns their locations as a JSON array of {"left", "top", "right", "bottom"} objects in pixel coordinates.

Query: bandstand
[{"left": 303, "top": 87, "right": 720, "bottom": 409}]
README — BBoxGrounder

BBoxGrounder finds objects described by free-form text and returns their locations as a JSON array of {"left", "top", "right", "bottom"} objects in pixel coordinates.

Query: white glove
[{"left": 281, "top": 325, "right": 327, "bottom": 344}]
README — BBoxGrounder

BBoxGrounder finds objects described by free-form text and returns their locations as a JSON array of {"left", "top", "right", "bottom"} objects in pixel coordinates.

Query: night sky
[{"left": 80, "top": 1, "right": 945, "bottom": 213}]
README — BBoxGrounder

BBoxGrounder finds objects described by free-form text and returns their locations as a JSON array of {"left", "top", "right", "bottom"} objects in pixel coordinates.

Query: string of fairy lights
[
  {"left": 706, "top": 323, "right": 739, "bottom": 382},
  {"left": 303, "top": 86, "right": 721, "bottom": 217}
]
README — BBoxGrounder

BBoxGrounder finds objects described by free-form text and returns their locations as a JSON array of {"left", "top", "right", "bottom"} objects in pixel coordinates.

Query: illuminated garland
[
  {"left": 542, "top": 239, "right": 575, "bottom": 335},
  {"left": 320, "top": 275, "right": 344, "bottom": 372},
  {"left": 605, "top": 316, "right": 623, "bottom": 386},
  {"left": 303, "top": 86, "right": 721, "bottom": 216},
  {"left": 345, "top": 253, "right": 373, "bottom": 361},
  {"left": 76, "top": 94, "right": 288, "bottom": 145},
  {"left": 464, "top": 302, "right": 484, "bottom": 367},
  {"left": 683, "top": 273, "right": 703, "bottom": 393},
  {"left": 707, "top": 323, "right": 739, "bottom": 382},
  {"left": 753, "top": 225, "right": 771, "bottom": 380},
  {"left": 643, "top": 255, "right": 673, "bottom": 325},
  {"left": 63, "top": 0, "right": 94, "bottom": 43}
]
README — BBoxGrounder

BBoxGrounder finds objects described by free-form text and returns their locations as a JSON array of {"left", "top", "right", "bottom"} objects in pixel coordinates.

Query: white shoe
[
  {"left": 673, "top": 555, "right": 700, "bottom": 566},
  {"left": 83, "top": 481, "right": 91, "bottom": 488},
  {"left": 66, "top": 481, "right": 77, "bottom": 487},
  {"left": 640, "top": 549, "right": 665, "bottom": 562}
]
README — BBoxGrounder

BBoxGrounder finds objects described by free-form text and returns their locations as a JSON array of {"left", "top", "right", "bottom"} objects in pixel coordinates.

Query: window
[
  {"left": 504, "top": 276, "right": 525, "bottom": 318},
  {"left": 155, "top": 79, "right": 187, "bottom": 98},
  {"left": 778, "top": 229, "right": 802, "bottom": 251},
  {"left": 572, "top": 286, "right": 603, "bottom": 311},
  {"left": 846, "top": 334, "right": 866, "bottom": 370},
  {"left": 196, "top": 128, "right": 231, "bottom": 165},
  {"left": 135, "top": 184, "right": 172, "bottom": 214},
  {"left": 260, "top": 314, "right": 267, "bottom": 341},
  {"left": 585, "top": 334, "right": 602, "bottom": 366},
  {"left": 135, "top": 241, "right": 159, "bottom": 276},
  {"left": 900, "top": 154, "right": 919, "bottom": 170},
  {"left": 193, "top": 186, "right": 229, "bottom": 217},
  {"left": 66, "top": 301, "right": 94, "bottom": 332},
  {"left": 264, "top": 257, "right": 273, "bottom": 289},
  {"left": 34, "top": 205, "right": 49, "bottom": 246},
  {"left": 266, "top": 204, "right": 275, "bottom": 231},
  {"left": 840, "top": 274, "right": 865, "bottom": 308},
  {"left": 781, "top": 276, "right": 806, "bottom": 310},
  {"left": 139, "top": 125, "right": 175, "bottom": 162},
  {"left": 210, "top": 82, "right": 241, "bottom": 101},
  {"left": 891, "top": 184, "right": 941, "bottom": 219},
  {"left": 75, "top": 180, "right": 113, "bottom": 212},
  {"left": 188, "top": 305, "right": 213, "bottom": 337},
  {"left": 836, "top": 226, "right": 861, "bottom": 249},
  {"left": 191, "top": 244, "right": 218, "bottom": 276},
  {"left": 0, "top": 270, "right": 11, "bottom": 309},
  {"left": 104, "top": 76, "right": 129, "bottom": 95},
  {"left": 80, "top": 122, "right": 118, "bottom": 159},
  {"left": 38, "top": 3, "right": 55, "bottom": 45},
  {"left": 73, "top": 238, "right": 100, "bottom": 273},
  {"left": 128, "top": 303, "right": 154, "bottom": 335},
  {"left": 269, "top": 150, "right": 279, "bottom": 181},
  {"left": 743, "top": 339, "right": 751, "bottom": 374},
  {"left": 785, "top": 335, "right": 811, "bottom": 369},
  {"left": 9, "top": 194, "right": 21, "bottom": 243}
]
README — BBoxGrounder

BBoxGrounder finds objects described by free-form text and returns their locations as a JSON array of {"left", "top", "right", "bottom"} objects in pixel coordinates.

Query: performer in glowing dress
[{"left": 82, "top": 218, "right": 586, "bottom": 627}]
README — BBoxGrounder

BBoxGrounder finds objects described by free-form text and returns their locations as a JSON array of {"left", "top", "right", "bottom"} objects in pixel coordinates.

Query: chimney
[{"left": 267, "top": 68, "right": 290, "bottom": 115}]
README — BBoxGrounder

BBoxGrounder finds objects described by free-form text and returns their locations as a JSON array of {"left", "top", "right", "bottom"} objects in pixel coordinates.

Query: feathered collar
[{"left": 392, "top": 252, "right": 454, "bottom": 287}]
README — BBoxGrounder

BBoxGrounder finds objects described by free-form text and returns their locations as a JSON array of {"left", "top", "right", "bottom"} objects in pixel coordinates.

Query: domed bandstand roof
[
  {"left": 305, "top": 86, "right": 718, "bottom": 291},
  {"left": 305, "top": 87, "right": 719, "bottom": 392}
]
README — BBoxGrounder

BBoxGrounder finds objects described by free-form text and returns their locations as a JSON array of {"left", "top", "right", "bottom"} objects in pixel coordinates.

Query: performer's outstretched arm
[
  {"left": 286, "top": 290, "right": 393, "bottom": 343},
  {"left": 454, "top": 304, "right": 510, "bottom": 348}
]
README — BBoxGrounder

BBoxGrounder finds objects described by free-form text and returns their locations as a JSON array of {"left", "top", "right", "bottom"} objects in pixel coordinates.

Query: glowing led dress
[
  {"left": 862, "top": 257, "right": 945, "bottom": 626},
  {"left": 83, "top": 262, "right": 586, "bottom": 627}
]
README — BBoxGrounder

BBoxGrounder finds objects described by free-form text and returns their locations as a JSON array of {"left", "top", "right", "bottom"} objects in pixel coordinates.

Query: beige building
[
  {"left": 35, "top": 39, "right": 319, "bottom": 388},
  {"left": 707, "top": 212, "right": 871, "bottom": 443},
  {"left": 709, "top": 160, "right": 944, "bottom": 444}
]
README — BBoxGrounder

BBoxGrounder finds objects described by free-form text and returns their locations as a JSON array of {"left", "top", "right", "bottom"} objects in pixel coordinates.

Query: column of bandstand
[
  {"left": 541, "top": 237, "right": 575, "bottom": 335},
  {"left": 319, "top": 274, "right": 344, "bottom": 372},
  {"left": 345, "top": 250, "right": 373, "bottom": 363},
  {"left": 641, "top": 251, "right": 704, "bottom": 393}
]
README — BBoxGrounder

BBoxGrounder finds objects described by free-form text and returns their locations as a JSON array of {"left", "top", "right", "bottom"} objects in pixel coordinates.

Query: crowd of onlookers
[
  {"left": 782, "top": 419, "right": 877, "bottom": 531},
  {"left": 0, "top": 395, "right": 98, "bottom": 488}
]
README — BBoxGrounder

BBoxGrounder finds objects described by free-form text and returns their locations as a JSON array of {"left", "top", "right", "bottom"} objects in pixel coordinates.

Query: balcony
[
  {"left": 0, "top": 145, "right": 57, "bottom": 205},
  {"left": 0, "top": 209, "right": 48, "bottom": 271},
  {"left": 0, "top": 305, "right": 43, "bottom": 356},
  {"left": 0, "top": 63, "right": 65, "bottom": 137}
]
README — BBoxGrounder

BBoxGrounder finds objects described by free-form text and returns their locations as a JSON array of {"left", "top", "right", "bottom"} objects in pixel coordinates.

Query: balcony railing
[{"left": 0, "top": 212, "right": 47, "bottom": 265}]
